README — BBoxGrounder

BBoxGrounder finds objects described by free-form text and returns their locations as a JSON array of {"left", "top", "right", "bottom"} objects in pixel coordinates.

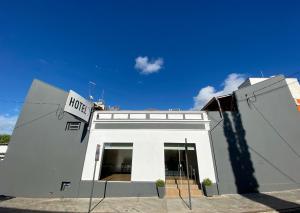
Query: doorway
[
  {"left": 99, "top": 143, "right": 133, "bottom": 181},
  {"left": 164, "top": 143, "right": 199, "bottom": 184}
]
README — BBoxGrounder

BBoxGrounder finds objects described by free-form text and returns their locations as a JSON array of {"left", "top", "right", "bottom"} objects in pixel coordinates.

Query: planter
[
  {"left": 157, "top": 187, "right": 165, "bottom": 199},
  {"left": 202, "top": 184, "right": 216, "bottom": 197},
  {"left": 203, "top": 185, "right": 214, "bottom": 197}
]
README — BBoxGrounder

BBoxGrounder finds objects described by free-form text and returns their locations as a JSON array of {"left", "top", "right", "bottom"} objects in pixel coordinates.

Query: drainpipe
[{"left": 216, "top": 97, "right": 223, "bottom": 118}]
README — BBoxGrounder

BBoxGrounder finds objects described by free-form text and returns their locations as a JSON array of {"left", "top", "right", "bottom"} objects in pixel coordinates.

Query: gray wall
[
  {"left": 209, "top": 76, "right": 300, "bottom": 194},
  {"left": 0, "top": 79, "right": 158, "bottom": 198}
]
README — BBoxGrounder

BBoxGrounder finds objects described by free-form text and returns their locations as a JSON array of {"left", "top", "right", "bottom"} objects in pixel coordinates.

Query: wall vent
[{"left": 66, "top": 122, "right": 81, "bottom": 130}]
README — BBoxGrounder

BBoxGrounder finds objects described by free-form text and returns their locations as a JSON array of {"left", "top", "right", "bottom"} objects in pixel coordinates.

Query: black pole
[{"left": 185, "top": 138, "right": 192, "bottom": 210}]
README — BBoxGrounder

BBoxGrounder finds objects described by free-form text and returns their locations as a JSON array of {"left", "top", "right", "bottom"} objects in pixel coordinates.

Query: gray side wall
[
  {"left": 209, "top": 76, "right": 300, "bottom": 194},
  {"left": 0, "top": 79, "right": 91, "bottom": 198},
  {"left": 0, "top": 79, "right": 158, "bottom": 198}
]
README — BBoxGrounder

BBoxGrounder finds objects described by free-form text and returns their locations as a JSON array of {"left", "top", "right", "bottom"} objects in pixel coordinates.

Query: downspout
[
  {"left": 76, "top": 104, "right": 95, "bottom": 198},
  {"left": 216, "top": 97, "right": 223, "bottom": 119}
]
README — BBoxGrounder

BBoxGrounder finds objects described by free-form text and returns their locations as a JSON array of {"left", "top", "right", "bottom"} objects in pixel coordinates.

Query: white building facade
[{"left": 81, "top": 110, "right": 216, "bottom": 185}]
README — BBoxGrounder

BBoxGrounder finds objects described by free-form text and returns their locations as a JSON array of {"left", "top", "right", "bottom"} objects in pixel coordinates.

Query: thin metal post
[
  {"left": 184, "top": 138, "right": 192, "bottom": 210},
  {"left": 88, "top": 161, "right": 97, "bottom": 213},
  {"left": 88, "top": 144, "right": 100, "bottom": 213},
  {"left": 179, "top": 145, "right": 182, "bottom": 185}
]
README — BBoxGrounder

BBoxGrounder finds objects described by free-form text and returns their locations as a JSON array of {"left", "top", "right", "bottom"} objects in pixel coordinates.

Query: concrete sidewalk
[{"left": 0, "top": 189, "right": 300, "bottom": 213}]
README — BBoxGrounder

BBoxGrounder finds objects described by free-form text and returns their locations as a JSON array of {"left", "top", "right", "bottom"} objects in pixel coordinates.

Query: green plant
[
  {"left": 0, "top": 134, "right": 10, "bottom": 144},
  {"left": 155, "top": 179, "right": 165, "bottom": 187},
  {"left": 202, "top": 178, "right": 212, "bottom": 186}
]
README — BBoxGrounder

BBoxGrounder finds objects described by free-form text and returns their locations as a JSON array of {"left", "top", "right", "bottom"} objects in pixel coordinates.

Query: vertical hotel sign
[{"left": 64, "top": 90, "right": 92, "bottom": 122}]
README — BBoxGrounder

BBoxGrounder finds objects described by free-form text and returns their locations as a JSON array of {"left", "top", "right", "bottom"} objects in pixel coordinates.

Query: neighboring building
[
  {"left": 204, "top": 75, "right": 300, "bottom": 194},
  {"left": 0, "top": 144, "right": 8, "bottom": 160},
  {"left": 0, "top": 79, "right": 216, "bottom": 198}
]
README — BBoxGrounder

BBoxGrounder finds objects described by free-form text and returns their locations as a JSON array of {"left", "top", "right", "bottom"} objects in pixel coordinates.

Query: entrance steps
[
  {"left": 165, "top": 177, "right": 203, "bottom": 198},
  {"left": 166, "top": 179, "right": 197, "bottom": 185}
]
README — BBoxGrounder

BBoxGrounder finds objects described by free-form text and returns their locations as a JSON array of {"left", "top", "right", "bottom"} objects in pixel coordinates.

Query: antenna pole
[
  {"left": 101, "top": 89, "right": 105, "bottom": 101},
  {"left": 88, "top": 81, "right": 96, "bottom": 101}
]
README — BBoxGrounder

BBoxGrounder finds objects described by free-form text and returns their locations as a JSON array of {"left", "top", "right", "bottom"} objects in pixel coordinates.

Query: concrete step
[
  {"left": 166, "top": 179, "right": 197, "bottom": 185},
  {"left": 165, "top": 188, "right": 203, "bottom": 198},
  {"left": 166, "top": 184, "right": 200, "bottom": 190},
  {"left": 166, "top": 176, "right": 191, "bottom": 180},
  {"left": 166, "top": 176, "right": 197, "bottom": 181}
]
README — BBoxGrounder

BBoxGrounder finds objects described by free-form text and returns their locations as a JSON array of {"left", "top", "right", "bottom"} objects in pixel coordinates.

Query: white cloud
[
  {"left": 0, "top": 114, "right": 18, "bottom": 134},
  {"left": 135, "top": 56, "right": 163, "bottom": 74},
  {"left": 192, "top": 73, "right": 246, "bottom": 110}
]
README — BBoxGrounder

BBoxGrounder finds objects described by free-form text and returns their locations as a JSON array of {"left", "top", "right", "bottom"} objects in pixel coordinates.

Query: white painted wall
[
  {"left": 0, "top": 145, "right": 8, "bottom": 160},
  {"left": 239, "top": 78, "right": 269, "bottom": 89},
  {"left": 81, "top": 123, "right": 216, "bottom": 183},
  {"left": 0, "top": 145, "right": 8, "bottom": 153},
  {"left": 248, "top": 78, "right": 269, "bottom": 86},
  {"left": 286, "top": 78, "right": 300, "bottom": 100}
]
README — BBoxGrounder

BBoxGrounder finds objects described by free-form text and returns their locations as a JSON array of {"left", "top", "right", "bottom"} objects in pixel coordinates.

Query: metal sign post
[
  {"left": 88, "top": 144, "right": 100, "bottom": 213},
  {"left": 184, "top": 138, "right": 192, "bottom": 210}
]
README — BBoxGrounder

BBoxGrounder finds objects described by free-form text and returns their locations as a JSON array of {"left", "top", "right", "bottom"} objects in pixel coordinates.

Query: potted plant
[
  {"left": 156, "top": 179, "right": 165, "bottom": 198},
  {"left": 202, "top": 178, "right": 214, "bottom": 197}
]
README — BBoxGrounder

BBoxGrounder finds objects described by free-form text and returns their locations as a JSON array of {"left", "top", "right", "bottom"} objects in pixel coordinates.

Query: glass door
[{"left": 164, "top": 143, "right": 199, "bottom": 184}]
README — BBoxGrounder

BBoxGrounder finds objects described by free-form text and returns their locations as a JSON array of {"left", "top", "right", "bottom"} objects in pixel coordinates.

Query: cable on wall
[{"left": 249, "top": 101, "right": 300, "bottom": 159}]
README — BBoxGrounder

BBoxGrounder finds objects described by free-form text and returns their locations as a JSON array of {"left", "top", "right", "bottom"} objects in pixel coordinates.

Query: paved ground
[{"left": 0, "top": 189, "right": 300, "bottom": 213}]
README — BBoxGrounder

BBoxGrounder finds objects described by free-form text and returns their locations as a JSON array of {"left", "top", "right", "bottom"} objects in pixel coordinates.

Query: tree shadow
[
  {"left": 223, "top": 102, "right": 300, "bottom": 212},
  {"left": 0, "top": 207, "right": 67, "bottom": 213},
  {"left": 0, "top": 195, "right": 14, "bottom": 203},
  {"left": 0, "top": 196, "right": 66, "bottom": 212}
]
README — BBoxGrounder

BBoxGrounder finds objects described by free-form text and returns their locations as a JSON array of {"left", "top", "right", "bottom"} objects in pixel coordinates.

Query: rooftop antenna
[
  {"left": 89, "top": 81, "right": 96, "bottom": 101},
  {"left": 260, "top": 70, "right": 264, "bottom": 78},
  {"left": 101, "top": 89, "right": 105, "bottom": 101}
]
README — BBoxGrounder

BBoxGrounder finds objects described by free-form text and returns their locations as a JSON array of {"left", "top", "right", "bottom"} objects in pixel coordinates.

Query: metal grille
[{"left": 65, "top": 122, "right": 81, "bottom": 130}]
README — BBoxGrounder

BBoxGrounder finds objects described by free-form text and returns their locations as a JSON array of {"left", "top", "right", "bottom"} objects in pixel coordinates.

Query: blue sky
[{"left": 1, "top": 0, "right": 300, "bottom": 133}]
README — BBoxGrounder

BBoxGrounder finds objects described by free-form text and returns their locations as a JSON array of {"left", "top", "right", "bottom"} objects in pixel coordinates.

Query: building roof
[{"left": 201, "top": 94, "right": 234, "bottom": 111}]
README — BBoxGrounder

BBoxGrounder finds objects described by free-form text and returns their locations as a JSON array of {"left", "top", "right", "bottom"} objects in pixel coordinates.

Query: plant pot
[
  {"left": 204, "top": 186, "right": 213, "bottom": 197},
  {"left": 203, "top": 185, "right": 214, "bottom": 197},
  {"left": 157, "top": 187, "right": 165, "bottom": 199}
]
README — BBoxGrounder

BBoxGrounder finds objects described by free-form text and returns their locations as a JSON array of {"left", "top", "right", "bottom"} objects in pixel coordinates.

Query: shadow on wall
[{"left": 223, "top": 102, "right": 300, "bottom": 211}]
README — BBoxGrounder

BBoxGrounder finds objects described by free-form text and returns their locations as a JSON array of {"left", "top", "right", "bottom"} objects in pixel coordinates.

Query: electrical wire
[
  {"left": 249, "top": 101, "right": 300, "bottom": 159},
  {"left": 0, "top": 99, "right": 60, "bottom": 106},
  {"left": 237, "top": 75, "right": 300, "bottom": 159},
  {"left": 248, "top": 145, "right": 300, "bottom": 185}
]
